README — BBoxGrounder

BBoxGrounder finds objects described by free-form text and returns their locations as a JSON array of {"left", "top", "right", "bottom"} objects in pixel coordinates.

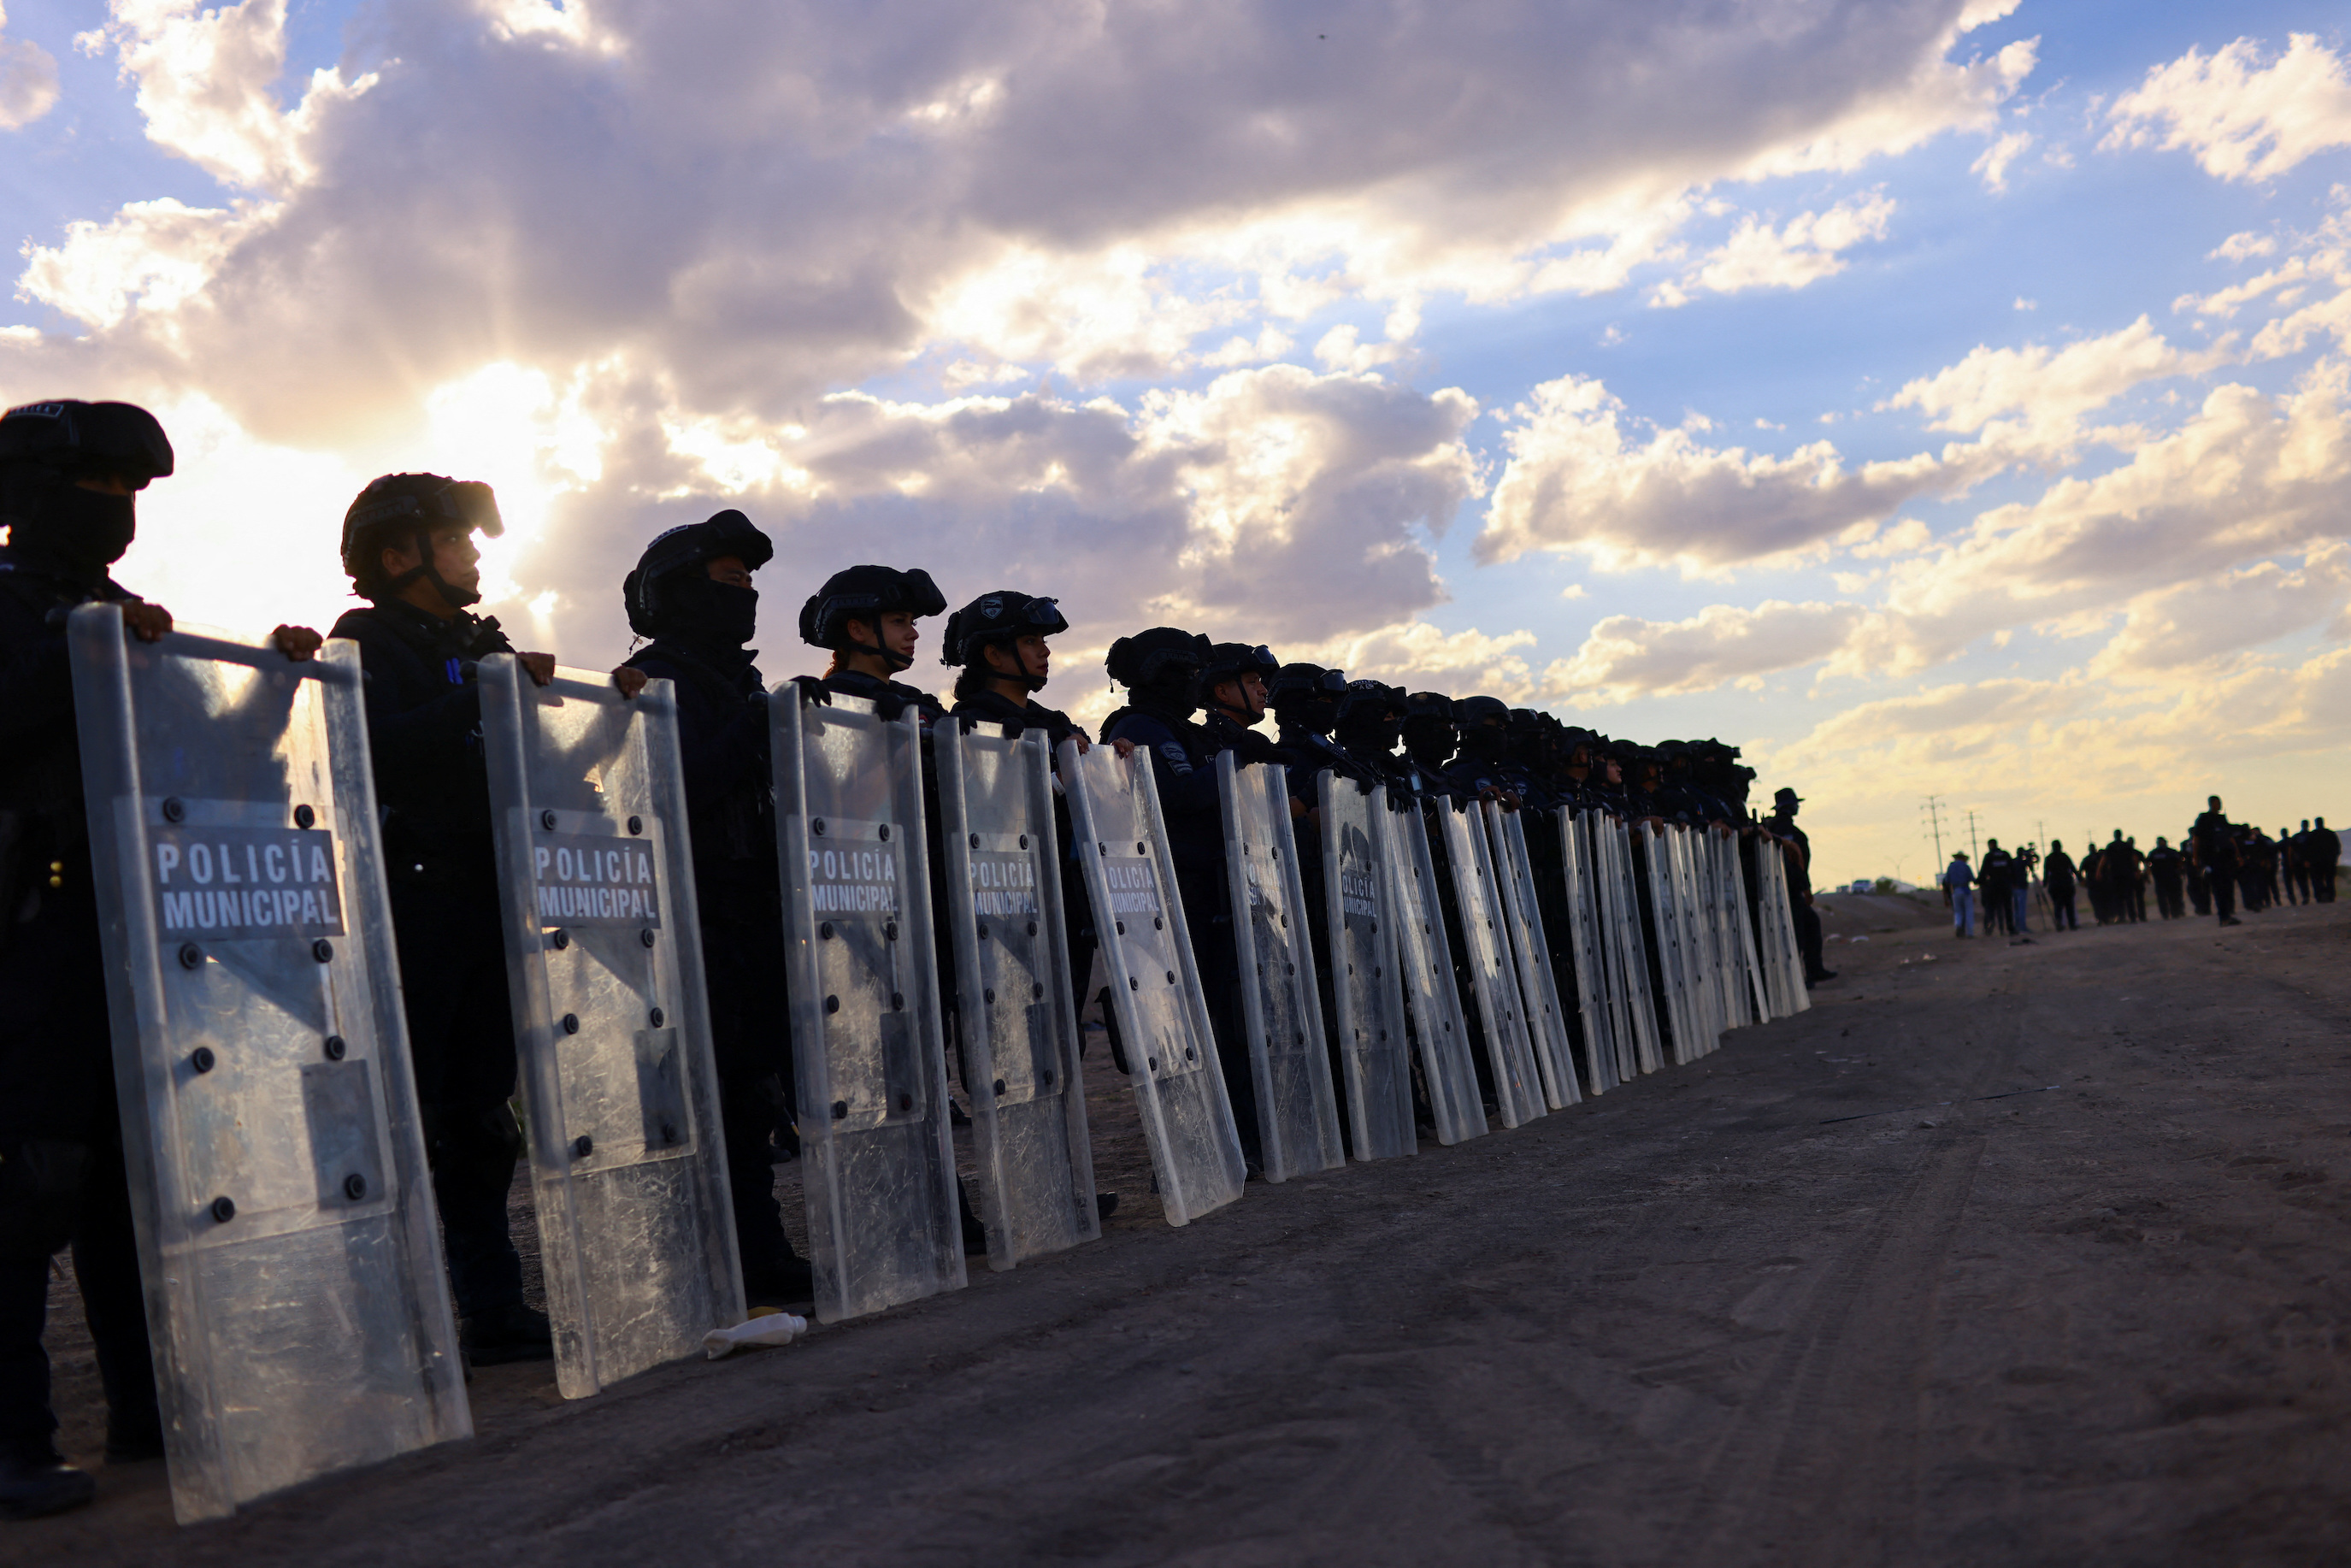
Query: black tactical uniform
[
  {"left": 0, "top": 401, "right": 173, "bottom": 1516},
  {"left": 2190, "top": 804, "right": 2240, "bottom": 925},
  {"left": 332, "top": 474, "right": 549, "bottom": 1362},
  {"left": 2147, "top": 840, "right": 2184, "bottom": 919},
  {"left": 1101, "top": 630, "right": 1264, "bottom": 1160},
  {"left": 2043, "top": 845, "right": 2079, "bottom": 929},
  {"left": 621, "top": 510, "right": 813, "bottom": 1302},
  {"left": 940, "top": 588, "right": 1099, "bottom": 1118}
]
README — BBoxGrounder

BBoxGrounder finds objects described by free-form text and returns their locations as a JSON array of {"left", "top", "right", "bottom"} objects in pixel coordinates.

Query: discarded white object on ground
[{"left": 702, "top": 1309, "right": 811, "bottom": 1359}]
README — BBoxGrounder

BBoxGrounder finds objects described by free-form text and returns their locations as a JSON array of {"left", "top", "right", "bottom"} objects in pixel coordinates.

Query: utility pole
[
  {"left": 1922, "top": 795, "right": 1947, "bottom": 864},
  {"left": 1965, "top": 808, "right": 1982, "bottom": 862}
]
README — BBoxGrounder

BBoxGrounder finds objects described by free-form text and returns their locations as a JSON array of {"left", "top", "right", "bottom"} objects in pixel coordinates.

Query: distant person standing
[
  {"left": 2311, "top": 816, "right": 2341, "bottom": 903},
  {"left": 1979, "top": 840, "right": 2013, "bottom": 936},
  {"left": 1763, "top": 787, "right": 1834, "bottom": 985},
  {"left": 2190, "top": 797, "right": 2241, "bottom": 928},
  {"left": 2042, "top": 840, "right": 2079, "bottom": 930},
  {"left": 1942, "top": 852, "right": 1976, "bottom": 937},
  {"left": 2147, "top": 837, "right": 2185, "bottom": 919}
]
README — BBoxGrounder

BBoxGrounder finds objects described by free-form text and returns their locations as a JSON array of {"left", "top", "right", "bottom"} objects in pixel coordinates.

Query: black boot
[
  {"left": 460, "top": 1303, "right": 555, "bottom": 1365},
  {"left": 0, "top": 1444, "right": 96, "bottom": 1520}
]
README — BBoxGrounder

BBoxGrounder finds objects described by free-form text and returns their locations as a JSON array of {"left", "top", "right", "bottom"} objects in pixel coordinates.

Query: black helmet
[
  {"left": 623, "top": 510, "right": 773, "bottom": 637},
  {"left": 1268, "top": 662, "right": 1345, "bottom": 711},
  {"left": 0, "top": 400, "right": 174, "bottom": 577},
  {"left": 340, "top": 474, "right": 504, "bottom": 604},
  {"left": 1334, "top": 679, "right": 1405, "bottom": 725},
  {"left": 0, "top": 399, "right": 174, "bottom": 484},
  {"left": 798, "top": 564, "right": 947, "bottom": 667},
  {"left": 1454, "top": 695, "right": 1510, "bottom": 728},
  {"left": 1199, "top": 642, "right": 1278, "bottom": 692},
  {"left": 1105, "top": 627, "right": 1211, "bottom": 691},
  {"left": 940, "top": 590, "right": 1069, "bottom": 669},
  {"left": 1405, "top": 692, "right": 1454, "bottom": 723}
]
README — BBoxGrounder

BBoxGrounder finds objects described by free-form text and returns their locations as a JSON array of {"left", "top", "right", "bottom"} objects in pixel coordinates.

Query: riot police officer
[
  {"left": 1197, "top": 643, "right": 1287, "bottom": 770},
  {"left": 940, "top": 587, "right": 1115, "bottom": 1096},
  {"left": 1400, "top": 693, "right": 1457, "bottom": 787},
  {"left": 621, "top": 510, "right": 815, "bottom": 1304},
  {"left": 332, "top": 473, "right": 588, "bottom": 1365},
  {"left": 1442, "top": 696, "right": 1517, "bottom": 805},
  {"left": 1, "top": 400, "right": 319, "bottom": 1517},
  {"left": 797, "top": 565, "right": 949, "bottom": 720},
  {"left": 1101, "top": 629, "right": 1265, "bottom": 1162}
]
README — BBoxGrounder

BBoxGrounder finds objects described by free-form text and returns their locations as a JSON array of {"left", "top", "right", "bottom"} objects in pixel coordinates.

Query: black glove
[
  {"left": 790, "top": 675, "right": 832, "bottom": 708},
  {"left": 1355, "top": 775, "right": 1377, "bottom": 796},
  {"left": 999, "top": 712, "right": 1028, "bottom": 741},
  {"left": 871, "top": 687, "right": 909, "bottom": 723}
]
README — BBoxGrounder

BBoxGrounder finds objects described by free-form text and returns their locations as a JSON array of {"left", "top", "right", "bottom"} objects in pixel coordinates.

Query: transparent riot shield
[
  {"left": 1318, "top": 774, "right": 1417, "bottom": 1160},
  {"left": 1435, "top": 801, "right": 1545, "bottom": 1128},
  {"left": 1217, "top": 754, "right": 1345, "bottom": 1182},
  {"left": 1382, "top": 803, "right": 1488, "bottom": 1145},
  {"left": 1754, "top": 844, "right": 1787, "bottom": 1016},
  {"left": 1583, "top": 816, "right": 1639, "bottom": 1085},
  {"left": 934, "top": 719, "right": 1099, "bottom": 1269},
  {"left": 1484, "top": 804, "right": 1581, "bottom": 1111},
  {"left": 1719, "top": 835, "right": 1769, "bottom": 1026},
  {"left": 479, "top": 659, "right": 742, "bottom": 1396},
  {"left": 1762, "top": 841, "right": 1812, "bottom": 1016},
  {"left": 1554, "top": 811, "right": 1618, "bottom": 1095},
  {"left": 772, "top": 691, "right": 963, "bottom": 1323},
  {"left": 1599, "top": 818, "right": 1665, "bottom": 1076},
  {"left": 1058, "top": 739, "right": 1246, "bottom": 1225},
  {"left": 68, "top": 610, "right": 468, "bottom": 1523},
  {"left": 1671, "top": 828, "right": 1723, "bottom": 1054},
  {"left": 1641, "top": 824, "right": 1698, "bottom": 1066}
]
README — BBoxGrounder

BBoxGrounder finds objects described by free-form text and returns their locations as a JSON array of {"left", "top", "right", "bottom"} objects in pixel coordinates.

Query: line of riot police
[{"left": 0, "top": 399, "right": 1813, "bottom": 1524}]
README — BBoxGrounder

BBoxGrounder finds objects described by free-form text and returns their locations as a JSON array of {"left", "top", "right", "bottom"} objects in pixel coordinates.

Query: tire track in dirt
[{"left": 1673, "top": 993, "right": 2018, "bottom": 1566}]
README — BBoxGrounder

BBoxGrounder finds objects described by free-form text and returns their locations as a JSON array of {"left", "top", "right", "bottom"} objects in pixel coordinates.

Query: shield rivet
[
  {"left": 562, "top": 1013, "right": 580, "bottom": 1034},
  {"left": 993, "top": 1079, "right": 1006, "bottom": 1096},
  {"left": 209, "top": 1196, "right": 235, "bottom": 1223},
  {"left": 551, "top": 928, "right": 569, "bottom": 950},
  {"left": 162, "top": 798, "right": 185, "bottom": 823},
  {"left": 190, "top": 1046, "right": 216, "bottom": 1074},
  {"left": 831, "top": 1101, "right": 848, "bottom": 1120},
  {"left": 628, "top": 815, "right": 643, "bottom": 835},
  {"left": 824, "top": 995, "right": 840, "bottom": 1014},
  {"left": 540, "top": 809, "right": 557, "bottom": 830},
  {"left": 650, "top": 1007, "right": 665, "bottom": 1027},
  {"left": 344, "top": 1173, "right": 368, "bottom": 1201},
  {"left": 573, "top": 1135, "right": 593, "bottom": 1158},
  {"left": 293, "top": 804, "right": 315, "bottom": 828},
  {"left": 311, "top": 939, "right": 333, "bottom": 963},
  {"left": 324, "top": 1035, "right": 346, "bottom": 1060}
]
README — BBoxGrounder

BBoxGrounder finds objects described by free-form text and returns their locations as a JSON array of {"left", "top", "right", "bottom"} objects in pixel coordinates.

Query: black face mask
[
  {"left": 1460, "top": 725, "right": 1507, "bottom": 762},
  {"left": 1340, "top": 716, "right": 1401, "bottom": 754},
  {"left": 663, "top": 575, "right": 759, "bottom": 650},
  {"left": 5, "top": 477, "right": 136, "bottom": 577}
]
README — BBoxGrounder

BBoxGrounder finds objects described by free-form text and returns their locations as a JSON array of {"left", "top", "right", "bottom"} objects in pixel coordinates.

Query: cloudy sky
[{"left": 6, "top": 0, "right": 2350, "bottom": 881}]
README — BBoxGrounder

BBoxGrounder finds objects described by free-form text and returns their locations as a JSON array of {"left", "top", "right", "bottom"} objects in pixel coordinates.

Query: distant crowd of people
[{"left": 1937, "top": 799, "right": 2339, "bottom": 936}]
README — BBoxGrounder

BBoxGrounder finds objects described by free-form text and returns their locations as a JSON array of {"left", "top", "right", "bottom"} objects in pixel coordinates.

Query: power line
[{"left": 1922, "top": 795, "right": 1947, "bottom": 863}]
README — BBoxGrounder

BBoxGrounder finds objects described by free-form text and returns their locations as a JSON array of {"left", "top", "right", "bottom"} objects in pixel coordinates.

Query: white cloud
[
  {"left": 2089, "top": 542, "right": 2351, "bottom": 680},
  {"left": 1654, "top": 192, "right": 1896, "bottom": 305},
  {"left": 1971, "top": 129, "right": 2033, "bottom": 192},
  {"left": 1478, "top": 374, "right": 1999, "bottom": 570},
  {"left": 2212, "top": 230, "right": 2279, "bottom": 262},
  {"left": 0, "top": 4, "right": 59, "bottom": 130},
  {"left": 1311, "top": 621, "right": 1540, "bottom": 702},
  {"left": 16, "top": 198, "right": 251, "bottom": 330},
  {"left": 1841, "top": 361, "right": 2351, "bottom": 676},
  {"left": 1538, "top": 600, "right": 1866, "bottom": 703},
  {"left": 1883, "top": 314, "right": 2228, "bottom": 446},
  {"left": 2104, "top": 33, "right": 2351, "bottom": 183}
]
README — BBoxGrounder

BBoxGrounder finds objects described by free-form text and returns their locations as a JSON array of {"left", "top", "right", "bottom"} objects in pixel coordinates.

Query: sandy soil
[{"left": 17, "top": 893, "right": 2351, "bottom": 1566}]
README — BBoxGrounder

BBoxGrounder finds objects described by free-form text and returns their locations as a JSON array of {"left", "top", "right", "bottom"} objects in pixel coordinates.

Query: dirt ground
[{"left": 17, "top": 892, "right": 2351, "bottom": 1566}]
